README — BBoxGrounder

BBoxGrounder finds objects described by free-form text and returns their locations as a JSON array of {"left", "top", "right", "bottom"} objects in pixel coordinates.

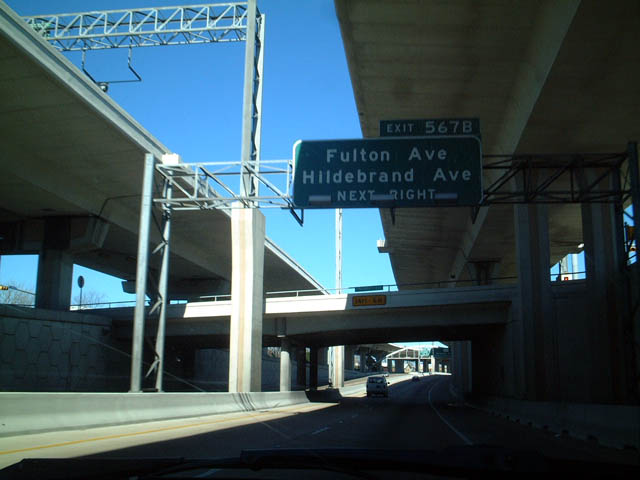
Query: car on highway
[{"left": 366, "top": 375, "right": 389, "bottom": 397}]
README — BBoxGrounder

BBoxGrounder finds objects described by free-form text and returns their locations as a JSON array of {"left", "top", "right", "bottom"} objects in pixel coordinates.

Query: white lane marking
[
  {"left": 427, "top": 379, "right": 473, "bottom": 446},
  {"left": 195, "top": 468, "right": 221, "bottom": 477},
  {"left": 311, "top": 426, "right": 330, "bottom": 436}
]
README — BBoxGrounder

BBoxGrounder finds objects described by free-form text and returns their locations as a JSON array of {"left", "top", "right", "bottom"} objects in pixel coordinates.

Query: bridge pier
[
  {"left": 332, "top": 345, "right": 344, "bottom": 388},
  {"left": 344, "top": 345, "right": 355, "bottom": 370},
  {"left": 228, "top": 204, "right": 265, "bottom": 393},
  {"left": 36, "top": 251, "right": 72, "bottom": 311},
  {"left": 581, "top": 172, "right": 629, "bottom": 402},
  {"left": 359, "top": 347, "right": 368, "bottom": 372},
  {"left": 295, "top": 346, "right": 306, "bottom": 389},
  {"left": 513, "top": 201, "right": 553, "bottom": 400},
  {"left": 35, "top": 218, "right": 73, "bottom": 310},
  {"left": 309, "top": 347, "right": 318, "bottom": 390},
  {"left": 451, "top": 341, "right": 472, "bottom": 394},
  {"left": 279, "top": 338, "right": 291, "bottom": 392}
]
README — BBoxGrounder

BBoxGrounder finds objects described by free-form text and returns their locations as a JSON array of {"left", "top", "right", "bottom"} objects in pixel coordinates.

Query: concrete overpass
[
  {"left": 335, "top": 0, "right": 640, "bottom": 285},
  {"left": 334, "top": 0, "right": 640, "bottom": 406},
  {"left": 0, "top": 2, "right": 322, "bottom": 311},
  {"left": 105, "top": 284, "right": 513, "bottom": 347},
  {"left": 0, "top": 0, "right": 638, "bottom": 423}
]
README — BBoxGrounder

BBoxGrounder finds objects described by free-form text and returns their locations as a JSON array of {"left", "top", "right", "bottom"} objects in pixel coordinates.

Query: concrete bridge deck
[{"left": 105, "top": 284, "right": 514, "bottom": 347}]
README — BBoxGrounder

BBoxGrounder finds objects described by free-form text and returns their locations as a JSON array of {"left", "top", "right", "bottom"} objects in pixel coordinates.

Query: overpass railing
[
  {"left": 56, "top": 272, "right": 593, "bottom": 310},
  {"left": 1, "top": 272, "right": 590, "bottom": 312},
  {"left": 59, "top": 271, "right": 590, "bottom": 310}
]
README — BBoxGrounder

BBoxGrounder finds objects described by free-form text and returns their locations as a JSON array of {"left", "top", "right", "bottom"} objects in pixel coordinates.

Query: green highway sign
[
  {"left": 380, "top": 118, "right": 480, "bottom": 137},
  {"left": 292, "top": 136, "right": 482, "bottom": 209}
]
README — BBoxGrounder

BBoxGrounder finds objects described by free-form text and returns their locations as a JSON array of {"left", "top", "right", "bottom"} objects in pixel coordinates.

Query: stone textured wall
[
  {"left": 2, "top": 306, "right": 375, "bottom": 393},
  {"left": 0, "top": 306, "right": 129, "bottom": 392}
]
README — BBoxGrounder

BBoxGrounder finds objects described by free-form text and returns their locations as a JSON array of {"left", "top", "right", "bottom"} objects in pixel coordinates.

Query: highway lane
[
  {"left": 3, "top": 375, "right": 637, "bottom": 476},
  {"left": 84, "top": 374, "right": 638, "bottom": 468}
]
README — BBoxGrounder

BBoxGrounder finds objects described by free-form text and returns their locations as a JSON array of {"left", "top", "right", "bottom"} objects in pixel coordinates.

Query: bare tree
[
  {"left": 72, "top": 289, "right": 107, "bottom": 309},
  {"left": 0, "top": 282, "right": 35, "bottom": 306}
]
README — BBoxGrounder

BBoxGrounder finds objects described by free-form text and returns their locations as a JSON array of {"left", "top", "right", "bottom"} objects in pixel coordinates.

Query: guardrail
[
  {"left": 1, "top": 273, "right": 589, "bottom": 311},
  {"left": 59, "top": 273, "right": 592, "bottom": 310}
]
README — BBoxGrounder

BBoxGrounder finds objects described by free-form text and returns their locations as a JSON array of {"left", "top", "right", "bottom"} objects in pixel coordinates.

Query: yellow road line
[{"left": 0, "top": 402, "right": 331, "bottom": 456}]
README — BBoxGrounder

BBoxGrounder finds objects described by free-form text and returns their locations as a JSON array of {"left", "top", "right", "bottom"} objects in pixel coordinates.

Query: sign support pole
[
  {"left": 333, "top": 208, "right": 345, "bottom": 388},
  {"left": 130, "top": 153, "right": 155, "bottom": 392}
]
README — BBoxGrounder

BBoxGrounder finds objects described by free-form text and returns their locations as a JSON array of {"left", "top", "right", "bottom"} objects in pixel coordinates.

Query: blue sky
[
  {"left": 1, "top": 0, "right": 395, "bottom": 302},
  {"left": 1, "top": 1, "right": 629, "bottom": 304}
]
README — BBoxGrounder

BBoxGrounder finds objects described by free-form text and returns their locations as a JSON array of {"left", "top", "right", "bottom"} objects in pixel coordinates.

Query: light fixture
[{"left": 578, "top": 243, "right": 584, "bottom": 249}]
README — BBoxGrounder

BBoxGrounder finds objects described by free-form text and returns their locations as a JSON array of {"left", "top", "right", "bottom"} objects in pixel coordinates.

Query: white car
[{"left": 366, "top": 376, "right": 389, "bottom": 397}]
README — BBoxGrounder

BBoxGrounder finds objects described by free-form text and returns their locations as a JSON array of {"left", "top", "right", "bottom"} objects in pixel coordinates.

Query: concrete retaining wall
[
  {"left": 0, "top": 306, "right": 129, "bottom": 392},
  {"left": 470, "top": 281, "right": 597, "bottom": 402},
  {"left": 0, "top": 390, "right": 310, "bottom": 437}
]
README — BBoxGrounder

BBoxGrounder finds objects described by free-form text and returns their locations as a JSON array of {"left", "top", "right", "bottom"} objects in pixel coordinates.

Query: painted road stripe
[
  {"left": 0, "top": 403, "right": 330, "bottom": 456},
  {"left": 427, "top": 379, "right": 473, "bottom": 446},
  {"left": 311, "top": 426, "right": 330, "bottom": 436},
  {"left": 195, "top": 468, "right": 221, "bottom": 477}
]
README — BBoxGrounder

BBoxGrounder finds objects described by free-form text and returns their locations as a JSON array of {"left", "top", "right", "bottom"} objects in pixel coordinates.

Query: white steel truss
[
  {"left": 154, "top": 159, "right": 303, "bottom": 223},
  {"left": 23, "top": 3, "right": 252, "bottom": 51},
  {"left": 23, "top": 2, "right": 269, "bottom": 392}
]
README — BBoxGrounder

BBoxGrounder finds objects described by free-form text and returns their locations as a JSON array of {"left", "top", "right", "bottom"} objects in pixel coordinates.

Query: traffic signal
[{"left": 0, "top": 285, "right": 9, "bottom": 290}]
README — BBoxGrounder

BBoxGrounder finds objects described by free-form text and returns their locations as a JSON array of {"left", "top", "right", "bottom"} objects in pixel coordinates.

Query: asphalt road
[
  {"left": 87, "top": 374, "right": 638, "bottom": 467},
  {"left": 3, "top": 375, "right": 638, "bottom": 478}
]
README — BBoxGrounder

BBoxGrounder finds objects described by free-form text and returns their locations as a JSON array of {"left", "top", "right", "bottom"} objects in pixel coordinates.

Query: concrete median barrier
[{"left": 0, "top": 391, "right": 309, "bottom": 437}]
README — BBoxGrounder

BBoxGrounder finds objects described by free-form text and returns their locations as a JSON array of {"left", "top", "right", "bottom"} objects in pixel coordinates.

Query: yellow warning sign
[{"left": 352, "top": 295, "right": 387, "bottom": 307}]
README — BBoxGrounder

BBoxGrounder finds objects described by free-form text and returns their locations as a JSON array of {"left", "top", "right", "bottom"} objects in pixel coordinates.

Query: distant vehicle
[{"left": 366, "top": 376, "right": 389, "bottom": 397}]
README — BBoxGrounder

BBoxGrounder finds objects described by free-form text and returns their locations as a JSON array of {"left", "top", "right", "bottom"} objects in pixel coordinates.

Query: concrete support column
[
  {"left": 468, "top": 261, "right": 499, "bottom": 285},
  {"left": 35, "top": 218, "right": 72, "bottom": 310},
  {"left": 344, "top": 345, "right": 355, "bottom": 370},
  {"left": 332, "top": 345, "right": 344, "bottom": 388},
  {"left": 318, "top": 347, "right": 328, "bottom": 366},
  {"left": 309, "top": 347, "right": 318, "bottom": 390},
  {"left": 581, "top": 174, "right": 628, "bottom": 402},
  {"left": 296, "top": 346, "right": 306, "bottom": 390},
  {"left": 361, "top": 347, "right": 370, "bottom": 372},
  {"left": 36, "top": 250, "right": 73, "bottom": 310},
  {"left": 228, "top": 204, "right": 265, "bottom": 393},
  {"left": 514, "top": 202, "right": 554, "bottom": 400},
  {"left": 372, "top": 350, "right": 382, "bottom": 371},
  {"left": 279, "top": 338, "right": 291, "bottom": 392},
  {"left": 452, "top": 341, "right": 472, "bottom": 394}
]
